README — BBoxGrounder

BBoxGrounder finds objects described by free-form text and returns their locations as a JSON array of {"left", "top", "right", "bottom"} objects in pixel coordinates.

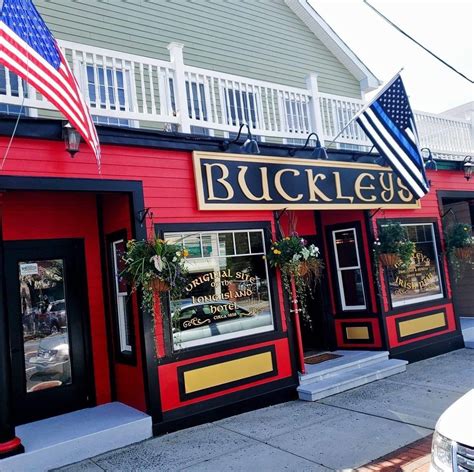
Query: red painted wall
[
  {"left": 0, "top": 137, "right": 294, "bottom": 413},
  {"left": 372, "top": 169, "right": 472, "bottom": 349},
  {"left": 3, "top": 190, "right": 111, "bottom": 405},
  {"left": 101, "top": 193, "right": 146, "bottom": 411}
]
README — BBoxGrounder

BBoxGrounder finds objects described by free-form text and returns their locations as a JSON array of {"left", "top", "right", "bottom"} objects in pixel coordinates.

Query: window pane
[
  {"left": 235, "top": 232, "right": 250, "bottom": 254},
  {"left": 219, "top": 233, "right": 234, "bottom": 256},
  {"left": 166, "top": 230, "right": 274, "bottom": 349},
  {"left": 201, "top": 234, "right": 216, "bottom": 257},
  {"left": 335, "top": 230, "right": 358, "bottom": 268},
  {"left": 387, "top": 224, "right": 443, "bottom": 306},
  {"left": 112, "top": 240, "right": 133, "bottom": 354},
  {"left": 341, "top": 269, "right": 365, "bottom": 307},
  {"left": 249, "top": 232, "right": 264, "bottom": 254},
  {"left": 19, "top": 259, "right": 72, "bottom": 392},
  {"left": 184, "top": 234, "right": 202, "bottom": 258}
]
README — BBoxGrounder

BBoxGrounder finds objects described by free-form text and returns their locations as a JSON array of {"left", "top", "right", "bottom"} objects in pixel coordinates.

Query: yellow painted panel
[
  {"left": 184, "top": 352, "right": 274, "bottom": 394},
  {"left": 398, "top": 313, "right": 446, "bottom": 338},
  {"left": 345, "top": 326, "right": 370, "bottom": 340}
]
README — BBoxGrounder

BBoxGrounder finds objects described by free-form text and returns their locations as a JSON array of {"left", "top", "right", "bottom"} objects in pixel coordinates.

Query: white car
[{"left": 430, "top": 389, "right": 474, "bottom": 471}]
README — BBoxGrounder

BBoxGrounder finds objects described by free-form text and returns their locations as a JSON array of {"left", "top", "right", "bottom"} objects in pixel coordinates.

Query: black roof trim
[{"left": 0, "top": 114, "right": 378, "bottom": 163}]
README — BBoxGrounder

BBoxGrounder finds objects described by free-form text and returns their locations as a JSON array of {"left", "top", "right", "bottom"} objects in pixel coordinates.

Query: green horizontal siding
[{"left": 34, "top": 0, "right": 361, "bottom": 98}]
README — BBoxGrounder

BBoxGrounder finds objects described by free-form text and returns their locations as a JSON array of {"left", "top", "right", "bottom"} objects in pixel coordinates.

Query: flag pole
[{"left": 325, "top": 69, "right": 404, "bottom": 150}]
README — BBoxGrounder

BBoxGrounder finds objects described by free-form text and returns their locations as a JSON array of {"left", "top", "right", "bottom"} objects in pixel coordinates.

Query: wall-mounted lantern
[
  {"left": 462, "top": 156, "right": 473, "bottom": 181},
  {"left": 63, "top": 122, "right": 81, "bottom": 158}
]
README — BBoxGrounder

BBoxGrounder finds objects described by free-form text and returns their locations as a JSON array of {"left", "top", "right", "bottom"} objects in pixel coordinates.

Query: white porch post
[
  {"left": 305, "top": 73, "right": 324, "bottom": 141},
  {"left": 167, "top": 42, "right": 191, "bottom": 134}
]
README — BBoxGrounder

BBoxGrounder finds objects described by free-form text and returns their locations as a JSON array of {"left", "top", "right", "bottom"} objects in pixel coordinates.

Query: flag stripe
[
  {"left": 360, "top": 111, "right": 427, "bottom": 197},
  {"left": 0, "top": 0, "right": 101, "bottom": 168},
  {"left": 354, "top": 74, "right": 428, "bottom": 197},
  {"left": 1, "top": 28, "right": 87, "bottom": 124},
  {"left": 371, "top": 102, "right": 424, "bottom": 170},
  {"left": 0, "top": 52, "right": 93, "bottom": 142},
  {"left": 364, "top": 108, "right": 428, "bottom": 191},
  {"left": 357, "top": 114, "right": 425, "bottom": 198},
  {"left": 1, "top": 23, "right": 86, "bottom": 113}
]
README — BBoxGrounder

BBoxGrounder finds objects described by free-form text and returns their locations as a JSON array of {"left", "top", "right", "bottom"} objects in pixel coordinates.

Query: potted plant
[
  {"left": 374, "top": 223, "right": 415, "bottom": 269},
  {"left": 122, "top": 237, "right": 189, "bottom": 312},
  {"left": 445, "top": 223, "right": 473, "bottom": 261},
  {"left": 266, "top": 234, "right": 324, "bottom": 324}
]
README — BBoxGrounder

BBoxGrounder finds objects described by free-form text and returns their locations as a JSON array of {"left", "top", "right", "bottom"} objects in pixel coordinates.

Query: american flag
[
  {"left": 0, "top": 0, "right": 101, "bottom": 167},
  {"left": 356, "top": 75, "right": 429, "bottom": 199}
]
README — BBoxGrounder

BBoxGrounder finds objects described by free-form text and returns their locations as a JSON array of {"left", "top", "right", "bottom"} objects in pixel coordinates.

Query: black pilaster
[{"left": 0, "top": 192, "right": 24, "bottom": 458}]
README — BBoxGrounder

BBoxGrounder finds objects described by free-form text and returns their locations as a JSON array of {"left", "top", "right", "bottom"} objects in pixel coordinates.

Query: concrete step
[
  {"left": 460, "top": 318, "right": 474, "bottom": 349},
  {"left": 298, "top": 350, "right": 389, "bottom": 386},
  {"left": 0, "top": 402, "right": 152, "bottom": 472},
  {"left": 297, "top": 359, "right": 408, "bottom": 402}
]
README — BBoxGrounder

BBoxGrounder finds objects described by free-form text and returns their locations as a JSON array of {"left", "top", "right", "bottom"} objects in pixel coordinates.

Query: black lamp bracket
[
  {"left": 274, "top": 208, "right": 288, "bottom": 240},
  {"left": 138, "top": 207, "right": 153, "bottom": 226},
  {"left": 288, "top": 132, "right": 321, "bottom": 156},
  {"left": 368, "top": 207, "right": 382, "bottom": 219}
]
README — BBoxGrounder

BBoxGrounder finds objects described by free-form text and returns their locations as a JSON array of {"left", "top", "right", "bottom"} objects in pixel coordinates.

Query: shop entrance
[
  {"left": 300, "top": 235, "right": 328, "bottom": 353},
  {"left": 4, "top": 239, "right": 93, "bottom": 425}
]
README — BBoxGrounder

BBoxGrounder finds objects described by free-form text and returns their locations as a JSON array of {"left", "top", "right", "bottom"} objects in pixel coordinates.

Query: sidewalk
[{"left": 57, "top": 349, "right": 473, "bottom": 471}]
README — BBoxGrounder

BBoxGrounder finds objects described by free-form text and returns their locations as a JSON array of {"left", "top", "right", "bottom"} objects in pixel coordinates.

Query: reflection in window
[
  {"left": 386, "top": 223, "right": 443, "bottom": 307},
  {"left": 19, "top": 259, "right": 71, "bottom": 392},
  {"left": 111, "top": 239, "right": 133, "bottom": 355},
  {"left": 164, "top": 230, "right": 274, "bottom": 349},
  {"left": 332, "top": 228, "right": 367, "bottom": 310}
]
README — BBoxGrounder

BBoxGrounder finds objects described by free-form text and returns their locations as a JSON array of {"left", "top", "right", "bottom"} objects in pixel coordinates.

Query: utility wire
[{"left": 363, "top": 0, "right": 474, "bottom": 84}]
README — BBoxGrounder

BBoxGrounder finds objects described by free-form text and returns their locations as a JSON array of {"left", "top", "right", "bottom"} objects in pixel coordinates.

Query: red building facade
[{"left": 0, "top": 118, "right": 471, "bottom": 458}]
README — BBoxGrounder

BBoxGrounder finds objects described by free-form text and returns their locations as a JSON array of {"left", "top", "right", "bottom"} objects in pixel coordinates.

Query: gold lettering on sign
[
  {"left": 305, "top": 170, "right": 332, "bottom": 202},
  {"left": 275, "top": 169, "right": 303, "bottom": 201},
  {"left": 333, "top": 172, "right": 354, "bottom": 203},
  {"left": 354, "top": 173, "right": 376, "bottom": 202},
  {"left": 379, "top": 172, "right": 395, "bottom": 202},
  {"left": 396, "top": 177, "right": 414, "bottom": 202},
  {"left": 204, "top": 163, "right": 234, "bottom": 201},
  {"left": 237, "top": 166, "right": 272, "bottom": 201}
]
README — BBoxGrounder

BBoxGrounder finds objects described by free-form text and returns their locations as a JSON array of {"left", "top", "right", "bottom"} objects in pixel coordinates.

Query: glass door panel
[
  {"left": 5, "top": 239, "right": 91, "bottom": 425},
  {"left": 19, "top": 259, "right": 72, "bottom": 393}
]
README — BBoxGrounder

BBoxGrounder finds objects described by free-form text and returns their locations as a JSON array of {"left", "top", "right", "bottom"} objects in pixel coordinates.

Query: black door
[
  {"left": 300, "top": 235, "right": 329, "bottom": 352},
  {"left": 4, "top": 239, "right": 93, "bottom": 425}
]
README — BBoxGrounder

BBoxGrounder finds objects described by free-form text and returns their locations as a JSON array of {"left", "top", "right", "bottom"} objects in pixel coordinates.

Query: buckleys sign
[{"left": 193, "top": 152, "right": 420, "bottom": 210}]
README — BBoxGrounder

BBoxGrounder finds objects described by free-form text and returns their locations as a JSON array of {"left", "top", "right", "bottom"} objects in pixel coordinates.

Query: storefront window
[
  {"left": 332, "top": 227, "right": 367, "bottom": 311},
  {"left": 387, "top": 223, "right": 444, "bottom": 307},
  {"left": 164, "top": 230, "right": 274, "bottom": 349}
]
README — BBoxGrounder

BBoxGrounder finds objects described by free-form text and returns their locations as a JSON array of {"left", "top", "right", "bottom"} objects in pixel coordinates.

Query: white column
[
  {"left": 167, "top": 42, "right": 191, "bottom": 134},
  {"left": 305, "top": 73, "right": 324, "bottom": 141}
]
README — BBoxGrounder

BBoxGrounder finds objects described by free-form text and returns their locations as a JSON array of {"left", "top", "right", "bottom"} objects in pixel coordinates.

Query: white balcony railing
[{"left": 0, "top": 40, "right": 472, "bottom": 159}]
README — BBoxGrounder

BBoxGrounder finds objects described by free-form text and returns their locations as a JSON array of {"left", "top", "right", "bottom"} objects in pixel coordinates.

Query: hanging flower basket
[
  {"left": 121, "top": 237, "right": 188, "bottom": 312},
  {"left": 151, "top": 279, "right": 170, "bottom": 292},
  {"left": 454, "top": 246, "right": 473, "bottom": 261},
  {"left": 266, "top": 234, "right": 324, "bottom": 325},
  {"left": 379, "top": 252, "right": 400, "bottom": 268},
  {"left": 374, "top": 223, "right": 415, "bottom": 270}
]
